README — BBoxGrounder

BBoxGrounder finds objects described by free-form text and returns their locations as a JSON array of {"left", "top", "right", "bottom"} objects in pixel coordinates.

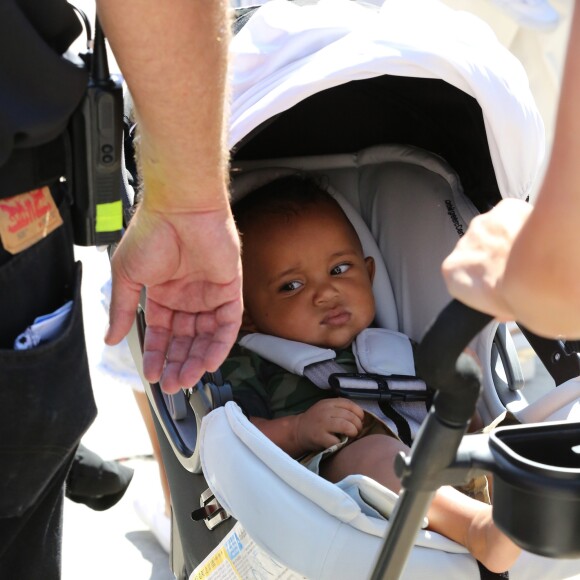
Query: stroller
[{"left": 121, "top": 1, "right": 580, "bottom": 578}]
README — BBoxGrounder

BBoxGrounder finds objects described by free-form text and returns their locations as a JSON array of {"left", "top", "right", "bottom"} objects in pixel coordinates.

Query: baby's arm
[{"left": 251, "top": 398, "right": 364, "bottom": 458}]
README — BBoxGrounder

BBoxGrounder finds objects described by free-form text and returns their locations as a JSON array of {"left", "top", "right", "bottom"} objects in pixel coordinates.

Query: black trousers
[{"left": 0, "top": 185, "right": 97, "bottom": 579}]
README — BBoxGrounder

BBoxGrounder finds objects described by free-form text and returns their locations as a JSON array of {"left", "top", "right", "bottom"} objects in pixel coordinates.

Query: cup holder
[{"left": 489, "top": 421, "right": 580, "bottom": 558}]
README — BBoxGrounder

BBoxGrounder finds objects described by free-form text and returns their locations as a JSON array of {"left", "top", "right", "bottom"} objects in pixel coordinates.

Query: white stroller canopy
[{"left": 230, "top": 0, "right": 545, "bottom": 200}]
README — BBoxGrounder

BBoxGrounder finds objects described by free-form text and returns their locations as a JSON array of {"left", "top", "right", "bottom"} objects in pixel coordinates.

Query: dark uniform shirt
[{"left": 0, "top": 0, "right": 87, "bottom": 195}]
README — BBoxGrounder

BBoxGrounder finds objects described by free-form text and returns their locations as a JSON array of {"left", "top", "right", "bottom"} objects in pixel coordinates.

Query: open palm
[{"left": 106, "top": 204, "right": 242, "bottom": 393}]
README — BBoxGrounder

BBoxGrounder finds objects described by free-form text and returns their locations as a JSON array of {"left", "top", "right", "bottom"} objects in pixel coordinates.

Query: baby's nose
[{"left": 313, "top": 281, "right": 339, "bottom": 304}]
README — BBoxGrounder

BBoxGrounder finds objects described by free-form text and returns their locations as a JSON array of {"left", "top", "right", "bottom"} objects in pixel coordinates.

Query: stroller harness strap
[
  {"left": 239, "top": 328, "right": 418, "bottom": 377},
  {"left": 302, "top": 359, "right": 344, "bottom": 389},
  {"left": 240, "top": 329, "right": 430, "bottom": 444},
  {"left": 304, "top": 360, "right": 424, "bottom": 447}
]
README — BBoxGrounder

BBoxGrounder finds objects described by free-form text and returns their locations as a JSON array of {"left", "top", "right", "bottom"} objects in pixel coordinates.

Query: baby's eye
[
  {"left": 330, "top": 263, "right": 351, "bottom": 275},
  {"left": 280, "top": 280, "right": 303, "bottom": 292}
]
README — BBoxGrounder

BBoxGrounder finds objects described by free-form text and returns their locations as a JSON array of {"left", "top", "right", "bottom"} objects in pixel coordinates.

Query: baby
[{"left": 224, "top": 175, "right": 520, "bottom": 573}]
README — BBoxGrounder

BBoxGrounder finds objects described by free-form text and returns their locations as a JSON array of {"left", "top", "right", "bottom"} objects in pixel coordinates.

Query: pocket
[
  {"left": 0, "top": 262, "right": 97, "bottom": 518},
  {"left": 0, "top": 189, "right": 75, "bottom": 349}
]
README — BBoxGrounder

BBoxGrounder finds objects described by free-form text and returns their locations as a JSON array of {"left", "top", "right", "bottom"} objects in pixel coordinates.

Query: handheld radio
[{"left": 68, "top": 15, "right": 123, "bottom": 246}]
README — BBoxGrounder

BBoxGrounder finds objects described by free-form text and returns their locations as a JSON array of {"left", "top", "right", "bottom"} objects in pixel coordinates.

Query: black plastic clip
[{"left": 328, "top": 372, "right": 430, "bottom": 402}]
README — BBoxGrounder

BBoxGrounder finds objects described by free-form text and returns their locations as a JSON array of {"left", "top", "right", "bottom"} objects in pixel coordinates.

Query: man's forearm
[{"left": 96, "top": 0, "right": 232, "bottom": 212}]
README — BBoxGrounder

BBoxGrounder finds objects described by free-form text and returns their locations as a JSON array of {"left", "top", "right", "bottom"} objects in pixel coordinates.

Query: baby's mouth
[{"left": 321, "top": 309, "right": 351, "bottom": 326}]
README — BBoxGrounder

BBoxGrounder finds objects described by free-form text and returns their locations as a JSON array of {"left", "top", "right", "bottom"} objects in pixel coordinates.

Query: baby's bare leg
[
  {"left": 320, "top": 434, "right": 408, "bottom": 491},
  {"left": 319, "top": 434, "right": 520, "bottom": 573},
  {"left": 428, "top": 486, "right": 520, "bottom": 573}
]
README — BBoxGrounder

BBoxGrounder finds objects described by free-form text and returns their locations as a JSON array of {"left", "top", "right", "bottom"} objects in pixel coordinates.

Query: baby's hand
[{"left": 295, "top": 398, "right": 364, "bottom": 452}]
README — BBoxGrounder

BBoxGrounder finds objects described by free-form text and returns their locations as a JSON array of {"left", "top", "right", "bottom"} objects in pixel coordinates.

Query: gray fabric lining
[{"left": 231, "top": 144, "right": 479, "bottom": 342}]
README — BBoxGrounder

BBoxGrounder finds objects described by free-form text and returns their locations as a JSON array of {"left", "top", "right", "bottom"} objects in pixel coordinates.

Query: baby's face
[{"left": 242, "top": 204, "right": 375, "bottom": 350}]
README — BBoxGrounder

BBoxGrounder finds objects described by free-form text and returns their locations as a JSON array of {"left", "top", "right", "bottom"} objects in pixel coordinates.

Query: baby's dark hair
[{"left": 233, "top": 174, "right": 342, "bottom": 233}]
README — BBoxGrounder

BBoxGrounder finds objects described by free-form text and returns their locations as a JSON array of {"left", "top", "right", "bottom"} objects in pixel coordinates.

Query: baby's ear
[
  {"left": 365, "top": 256, "right": 375, "bottom": 283},
  {"left": 241, "top": 309, "right": 258, "bottom": 333}
]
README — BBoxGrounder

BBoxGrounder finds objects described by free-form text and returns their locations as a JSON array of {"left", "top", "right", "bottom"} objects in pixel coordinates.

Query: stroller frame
[{"left": 120, "top": 2, "right": 580, "bottom": 578}]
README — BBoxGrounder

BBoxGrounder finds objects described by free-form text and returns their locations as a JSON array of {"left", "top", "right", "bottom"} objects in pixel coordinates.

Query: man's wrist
[
  {"left": 139, "top": 173, "right": 231, "bottom": 214},
  {"left": 137, "top": 136, "right": 230, "bottom": 213}
]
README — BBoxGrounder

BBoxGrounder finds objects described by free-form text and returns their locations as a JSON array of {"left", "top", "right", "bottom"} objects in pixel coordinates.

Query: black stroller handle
[
  {"left": 416, "top": 299, "right": 493, "bottom": 426},
  {"left": 416, "top": 299, "right": 493, "bottom": 390},
  {"left": 373, "top": 300, "right": 580, "bottom": 579},
  {"left": 371, "top": 299, "right": 493, "bottom": 580}
]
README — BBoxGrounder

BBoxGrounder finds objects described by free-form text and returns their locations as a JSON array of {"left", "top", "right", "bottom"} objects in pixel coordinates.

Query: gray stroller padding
[
  {"left": 239, "top": 327, "right": 427, "bottom": 441},
  {"left": 232, "top": 143, "right": 479, "bottom": 343}
]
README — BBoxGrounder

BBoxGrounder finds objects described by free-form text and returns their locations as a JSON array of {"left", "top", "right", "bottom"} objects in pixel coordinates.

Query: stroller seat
[
  {"left": 201, "top": 402, "right": 476, "bottom": 580},
  {"left": 200, "top": 402, "right": 580, "bottom": 579}
]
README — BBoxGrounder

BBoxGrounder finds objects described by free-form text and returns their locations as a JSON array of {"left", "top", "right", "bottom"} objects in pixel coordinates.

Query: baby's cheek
[
  {"left": 362, "top": 305, "right": 376, "bottom": 329},
  {"left": 266, "top": 306, "right": 298, "bottom": 335}
]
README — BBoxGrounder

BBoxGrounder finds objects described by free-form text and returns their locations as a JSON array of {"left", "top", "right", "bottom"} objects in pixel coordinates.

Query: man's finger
[
  {"left": 203, "top": 322, "right": 241, "bottom": 372},
  {"left": 143, "top": 325, "right": 171, "bottom": 383},
  {"left": 201, "top": 299, "right": 243, "bottom": 371},
  {"left": 176, "top": 353, "right": 207, "bottom": 390},
  {"left": 105, "top": 278, "right": 141, "bottom": 346},
  {"left": 166, "top": 334, "right": 195, "bottom": 366},
  {"left": 158, "top": 360, "right": 183, "bottom": 394},
  {"left": 171, "top": 310, "right": 196, "bottom": 336}
]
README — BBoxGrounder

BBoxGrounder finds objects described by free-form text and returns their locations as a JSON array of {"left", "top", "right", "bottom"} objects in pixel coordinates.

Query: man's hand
[
  {"left": 294, "top": 398, "right": 364, "bottom": 452},
  {"left": 442, "top": 198, "right": 532, "bottom": 321},
  {"left": 105, "top": 204, "right": 242, "bottom": 394}
]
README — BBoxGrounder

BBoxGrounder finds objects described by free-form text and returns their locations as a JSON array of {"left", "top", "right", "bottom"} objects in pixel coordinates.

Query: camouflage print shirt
[{"left": 221, "top": 341, "right": 357, "bottom": 419}]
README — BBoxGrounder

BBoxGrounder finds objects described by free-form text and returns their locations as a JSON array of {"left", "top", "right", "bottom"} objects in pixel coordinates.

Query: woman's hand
[{"left": 442, "top": 199, "right": 532, "bottom": 322}]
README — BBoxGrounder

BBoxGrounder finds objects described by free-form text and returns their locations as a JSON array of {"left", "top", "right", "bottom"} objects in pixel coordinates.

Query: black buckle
[{"left": 328, "top": 372, "right": 430, "bottom": 402}]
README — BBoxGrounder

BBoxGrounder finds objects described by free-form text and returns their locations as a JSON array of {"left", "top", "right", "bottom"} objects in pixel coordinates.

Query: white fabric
[
  {"left": 230, "top": 0, "right": 544, "bottom": 199},
  {"left": 508, "top": 377, "right": 580, "bottom": 423},
  {"left": 232, "top": 144, "right": 477, "bottom": 340},
  {"left": 201, "top": 403, "right": 580, "bottom": 579},
  {"left": 201, "top": 403, "right": 478, "bottom": 580},
  {"left": 240, "top": 328, "right": 416, "bottom": 379},
  {"left": 441, "top": 0, "right": 573, "bottom": 196},
  {"left": 239, "top": 333, "right": 336, "bottom": 375},
  {"left": 353, "top": 327, "right": 415, "bottom": 376}
]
